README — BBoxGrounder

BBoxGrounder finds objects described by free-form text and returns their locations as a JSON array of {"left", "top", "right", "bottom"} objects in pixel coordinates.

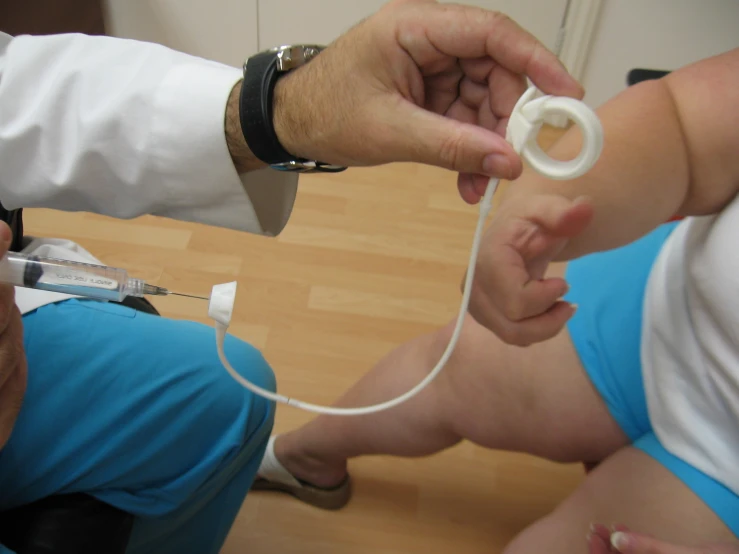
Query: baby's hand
[{"left": 468, "top": 193, "right": 593, "bottom": 346}]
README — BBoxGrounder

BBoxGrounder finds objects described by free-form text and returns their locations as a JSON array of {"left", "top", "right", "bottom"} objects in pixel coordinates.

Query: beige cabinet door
[{"left": 257, "top": 0, "right": 569, "bottom": 51}]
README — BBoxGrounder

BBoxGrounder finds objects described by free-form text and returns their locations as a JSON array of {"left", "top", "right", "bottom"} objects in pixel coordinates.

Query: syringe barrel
[{"left": 0, "top": 252, "right": 130, "bottom": 301}]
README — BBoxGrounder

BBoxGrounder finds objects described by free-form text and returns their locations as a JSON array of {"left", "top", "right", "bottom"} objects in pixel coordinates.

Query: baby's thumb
[{"left": 394, "top": 105, "right": 522, "bottom": 179}]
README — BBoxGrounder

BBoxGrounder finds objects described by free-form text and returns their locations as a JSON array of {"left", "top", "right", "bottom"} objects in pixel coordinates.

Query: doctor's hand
[
  {"left": 0, "top": 222, "right": 27, "bottom": 451},
  {"left": 228, "top": 0, "right": 583, "bottom": 189},
  {"left": 467, "top": 192, "right": 593, "bottom": 346},
  {"left": 588, "top": 524, "right": 739, "bottom": 554}
]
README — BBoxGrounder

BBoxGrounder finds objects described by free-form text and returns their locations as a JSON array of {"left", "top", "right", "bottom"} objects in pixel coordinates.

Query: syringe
[{"left": 0, "top": 252, "right": 208, "bottom": 302}]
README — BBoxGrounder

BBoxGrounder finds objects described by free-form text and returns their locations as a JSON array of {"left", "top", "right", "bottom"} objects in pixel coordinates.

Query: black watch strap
[{"left": 239, "top": 51, "right": 295, "bottom": 165}]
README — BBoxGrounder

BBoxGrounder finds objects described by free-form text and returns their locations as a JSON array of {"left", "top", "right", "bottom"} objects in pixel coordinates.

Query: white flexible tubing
[
  {"left": 215, "top": 176, "right": 500, "bottom": 416},
  {"left": 214, "top": 86, "right": 603, "bottom": 416}
]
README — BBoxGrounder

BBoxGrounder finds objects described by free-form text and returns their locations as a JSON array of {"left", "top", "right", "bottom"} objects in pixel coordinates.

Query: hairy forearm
[
  {"left": 500, "top": 49, "right": 739, "bottom": 260},
  {"left": 224, "top": 70, "right": 312, "bottom": 174},
  {"left": 225, "top": 80, "right": 270, "bottom": 174},
  {"left": 224, "top": 81, "right": 260, "bottom": 174}
]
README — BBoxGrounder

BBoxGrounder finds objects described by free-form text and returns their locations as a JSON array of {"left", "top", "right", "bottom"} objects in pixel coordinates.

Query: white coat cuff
[{"left": 150, "top": 61, "right": 298, "bottom": 235}]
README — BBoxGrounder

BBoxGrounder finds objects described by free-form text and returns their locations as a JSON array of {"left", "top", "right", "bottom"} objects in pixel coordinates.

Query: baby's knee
[
  {"left": 427, "top": 315, "right": 498, "bottom": 370},
  {"left": 428, "top": 319, "right": 468, "bottom": 364}
]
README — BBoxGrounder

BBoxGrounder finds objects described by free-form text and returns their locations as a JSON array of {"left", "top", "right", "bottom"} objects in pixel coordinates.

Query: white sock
[{"left": 257, "top": 436, "right": 302, "bottom": 488}]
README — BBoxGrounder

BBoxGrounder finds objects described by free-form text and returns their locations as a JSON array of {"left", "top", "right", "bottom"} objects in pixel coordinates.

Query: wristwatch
[{"left": 239, "top": 45, "right": 347, "bottom": 173}]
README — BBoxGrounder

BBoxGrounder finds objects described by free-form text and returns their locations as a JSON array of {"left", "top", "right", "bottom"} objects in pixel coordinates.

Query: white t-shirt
[{"left": 642, "top": 193, "right": 739, "bottom": 495}]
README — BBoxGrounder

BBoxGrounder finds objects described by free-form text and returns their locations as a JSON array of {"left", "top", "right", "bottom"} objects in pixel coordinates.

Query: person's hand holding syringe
[{"left": 0, "top": 252, "right": 207, "bottom": 302}]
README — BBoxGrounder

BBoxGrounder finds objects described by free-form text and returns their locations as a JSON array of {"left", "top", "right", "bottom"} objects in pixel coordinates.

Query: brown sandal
[
  {"left": 252, "top": 436, "right": 352, "bottom": 510},
  {"left": 251, "top": 474, "right": 352, "bottom": 511}
]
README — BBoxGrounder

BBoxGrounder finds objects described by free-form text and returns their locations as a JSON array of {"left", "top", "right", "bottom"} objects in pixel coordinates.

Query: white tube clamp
[{"left": 208, "top": 281, "right": 237, "bottom": 327}]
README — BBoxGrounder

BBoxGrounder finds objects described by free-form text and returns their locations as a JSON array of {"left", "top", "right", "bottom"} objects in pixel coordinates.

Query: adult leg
[
  {"left": 272, "top": 263, "right": 627, "bottom": 489},
  {"left": 504, "top": 446, "right": 738, "bottom": 553},
  {"left": 0, "top": 299, "right": 275, "bottom": 554}
]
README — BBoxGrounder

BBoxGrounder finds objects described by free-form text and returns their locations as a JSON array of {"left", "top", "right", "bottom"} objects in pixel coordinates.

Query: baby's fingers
[
  {"left": 495, "top": 275, "right": 570, "bottom": 322},
  {"left": 492, "top": 301, "right": 576, "bottom": 346}
]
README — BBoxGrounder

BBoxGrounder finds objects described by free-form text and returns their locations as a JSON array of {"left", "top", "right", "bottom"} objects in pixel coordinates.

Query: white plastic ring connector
[
  {"left": 506, "top": 87, "right": 603, "bottom": 181},
  {"left": 211, "top": 86, "right": 604, "bottom": 416}
]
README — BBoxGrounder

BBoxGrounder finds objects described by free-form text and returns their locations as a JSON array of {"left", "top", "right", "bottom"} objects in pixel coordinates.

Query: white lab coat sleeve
[{"left": 0, "top": 32, "right": 298, "bottom": 236}]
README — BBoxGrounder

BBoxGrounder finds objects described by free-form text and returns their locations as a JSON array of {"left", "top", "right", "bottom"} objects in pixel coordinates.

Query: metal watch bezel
[
  {"left": 243, "top": 44, "right": 324, "bottom": 73},
  {"left": 271, "top": 44, "right": 324, "bottom": 72},
  {"left": 270, "top": 160, "right": 347, "bottom": 173}
]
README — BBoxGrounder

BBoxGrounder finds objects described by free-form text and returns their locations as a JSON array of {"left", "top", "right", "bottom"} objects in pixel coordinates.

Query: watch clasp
[{"left": 273, "top": 45, "right": 324, "bottom": 71}]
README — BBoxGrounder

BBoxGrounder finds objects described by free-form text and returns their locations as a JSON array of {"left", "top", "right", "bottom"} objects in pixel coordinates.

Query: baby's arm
[{"left": 500, "top": 47, "right": 739, "bottom": 260}]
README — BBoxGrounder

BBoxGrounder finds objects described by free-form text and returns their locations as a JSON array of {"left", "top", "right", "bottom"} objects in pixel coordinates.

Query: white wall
[
  {"left": 103, "top": 0, "right": 258, "bottom": 67},
  {"left": 104, "top": 0, "right": 569, "bottom": 67},
  {"left": 257, "top": 1, "right": 569, "bottom": 51},
  {"left": 581, "top": 0, "right": 739, "bottom": 107},
  {"left": 103, "top": 0, "right": 739, "bottom": 125}
]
